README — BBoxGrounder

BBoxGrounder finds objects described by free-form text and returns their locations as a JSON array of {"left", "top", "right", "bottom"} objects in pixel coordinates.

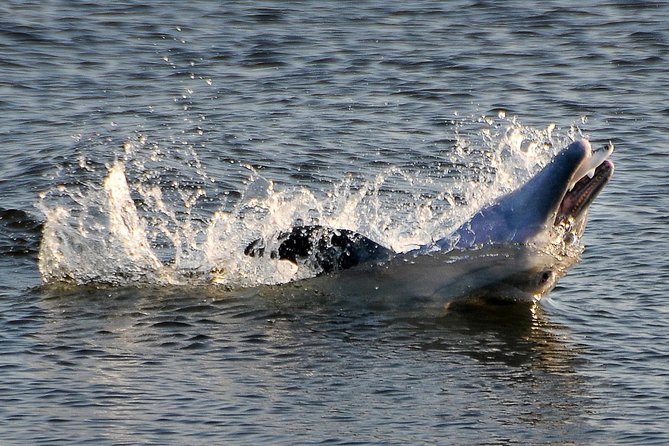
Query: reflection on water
[
  {"left": 424, "top": 301, "right": 581, "bottom": 368},
  {"left": 14, "top": 284, "right": 598, "bottom": 444},
  {"left": 409, "top": 303, "right": 593, "bottom": 439}
]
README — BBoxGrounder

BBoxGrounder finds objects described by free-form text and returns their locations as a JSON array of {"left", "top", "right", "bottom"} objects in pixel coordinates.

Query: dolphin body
[{"left": 245, "top": 140, "right": 614, "bottom": 304}]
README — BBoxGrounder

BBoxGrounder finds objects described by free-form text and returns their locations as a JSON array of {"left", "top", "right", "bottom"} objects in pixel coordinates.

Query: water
[{"left": 1, "top": 1, "right": 668, "bottom": 444}]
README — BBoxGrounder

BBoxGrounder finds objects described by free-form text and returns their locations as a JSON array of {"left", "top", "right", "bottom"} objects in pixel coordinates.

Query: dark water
[{"left": 1, "top": 1, "right": 668, "bottom": 444}]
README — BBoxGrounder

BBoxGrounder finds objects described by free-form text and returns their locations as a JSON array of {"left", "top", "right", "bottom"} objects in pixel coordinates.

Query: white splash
[
  {"left": 103, "top": 162, "right": 164, "bottom": 272},
  {"left": 37, "top": 115, "right": 584, "bottom": 287}
]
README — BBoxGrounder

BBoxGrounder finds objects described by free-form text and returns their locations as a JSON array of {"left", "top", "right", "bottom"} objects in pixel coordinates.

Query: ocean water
[{"left": 1, "top": 1, "right": 668, "bottom": 444}]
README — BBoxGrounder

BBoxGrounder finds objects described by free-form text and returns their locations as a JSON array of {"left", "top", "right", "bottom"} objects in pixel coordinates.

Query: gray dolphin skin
[
  {"left": 245, "top": 139, "right": 614, "bottom": 304},
  {"left": 427, "top": 139, "right": 614, "bottom": 251}
]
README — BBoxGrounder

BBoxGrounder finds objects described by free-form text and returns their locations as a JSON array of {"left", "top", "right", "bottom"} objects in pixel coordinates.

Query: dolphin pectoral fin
[
  {"left": 278, "top": 225, "right": 395, "bottom": 273},
  {"left": 244, "top": 225, "right": 395, "bottom": 273}
]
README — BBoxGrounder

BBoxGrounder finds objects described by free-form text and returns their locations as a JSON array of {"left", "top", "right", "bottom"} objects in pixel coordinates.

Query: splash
[{"left": 37, "top": 115, "right": 586, "bottom": 287}]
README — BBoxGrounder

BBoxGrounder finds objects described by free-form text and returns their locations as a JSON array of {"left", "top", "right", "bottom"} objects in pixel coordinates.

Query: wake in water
[{"left": 37, "top": 115, "right": 587, "bottom": 288}]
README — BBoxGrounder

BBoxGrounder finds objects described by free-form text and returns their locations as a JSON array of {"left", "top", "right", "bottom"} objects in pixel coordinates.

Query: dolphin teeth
[{"left": 586, "top": 168, "right": 596, "bottom": 179}]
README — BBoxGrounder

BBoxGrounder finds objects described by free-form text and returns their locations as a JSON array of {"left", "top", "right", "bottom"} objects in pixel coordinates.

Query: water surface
[{"left": 1, "top": 1, "right": 668, "bottom": 444}]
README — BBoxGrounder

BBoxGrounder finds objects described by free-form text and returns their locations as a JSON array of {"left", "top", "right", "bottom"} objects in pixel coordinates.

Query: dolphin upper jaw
[{"left": 567, "top": 141, "right": 614, "bottom": 191}]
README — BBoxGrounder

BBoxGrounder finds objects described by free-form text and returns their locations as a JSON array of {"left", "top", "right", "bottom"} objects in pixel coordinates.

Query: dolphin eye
[
  {"left": 539, "top": 271, "right": 553, "bottom": 285},
  {"left": 563, "top": 232, "right": 576, "bottom": 245}
]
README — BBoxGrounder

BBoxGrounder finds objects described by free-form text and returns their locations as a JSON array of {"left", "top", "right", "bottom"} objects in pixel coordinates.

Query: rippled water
[{"left": 1, "top": 1, "right": 668, "bottom": 444}]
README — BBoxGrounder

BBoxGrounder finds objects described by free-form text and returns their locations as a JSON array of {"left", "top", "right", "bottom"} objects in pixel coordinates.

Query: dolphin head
[{"left": 448, "top": 139, "right": 614, "bottom": 249}]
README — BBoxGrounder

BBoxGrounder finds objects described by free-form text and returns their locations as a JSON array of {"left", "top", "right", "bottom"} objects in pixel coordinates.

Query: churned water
[{"left": 1, "top": 1, "right": 668, "bottom": 444}]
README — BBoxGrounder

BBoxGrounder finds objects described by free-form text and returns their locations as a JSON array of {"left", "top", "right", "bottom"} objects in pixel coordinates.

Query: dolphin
[{"left": 245, "top": 139, "right": 614, "bottom": 303}]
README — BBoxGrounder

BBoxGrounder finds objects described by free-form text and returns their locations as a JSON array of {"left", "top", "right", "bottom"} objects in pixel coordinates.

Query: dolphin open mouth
[{"left": 556, "top": 142, "right": 615, "bottom": 224}]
